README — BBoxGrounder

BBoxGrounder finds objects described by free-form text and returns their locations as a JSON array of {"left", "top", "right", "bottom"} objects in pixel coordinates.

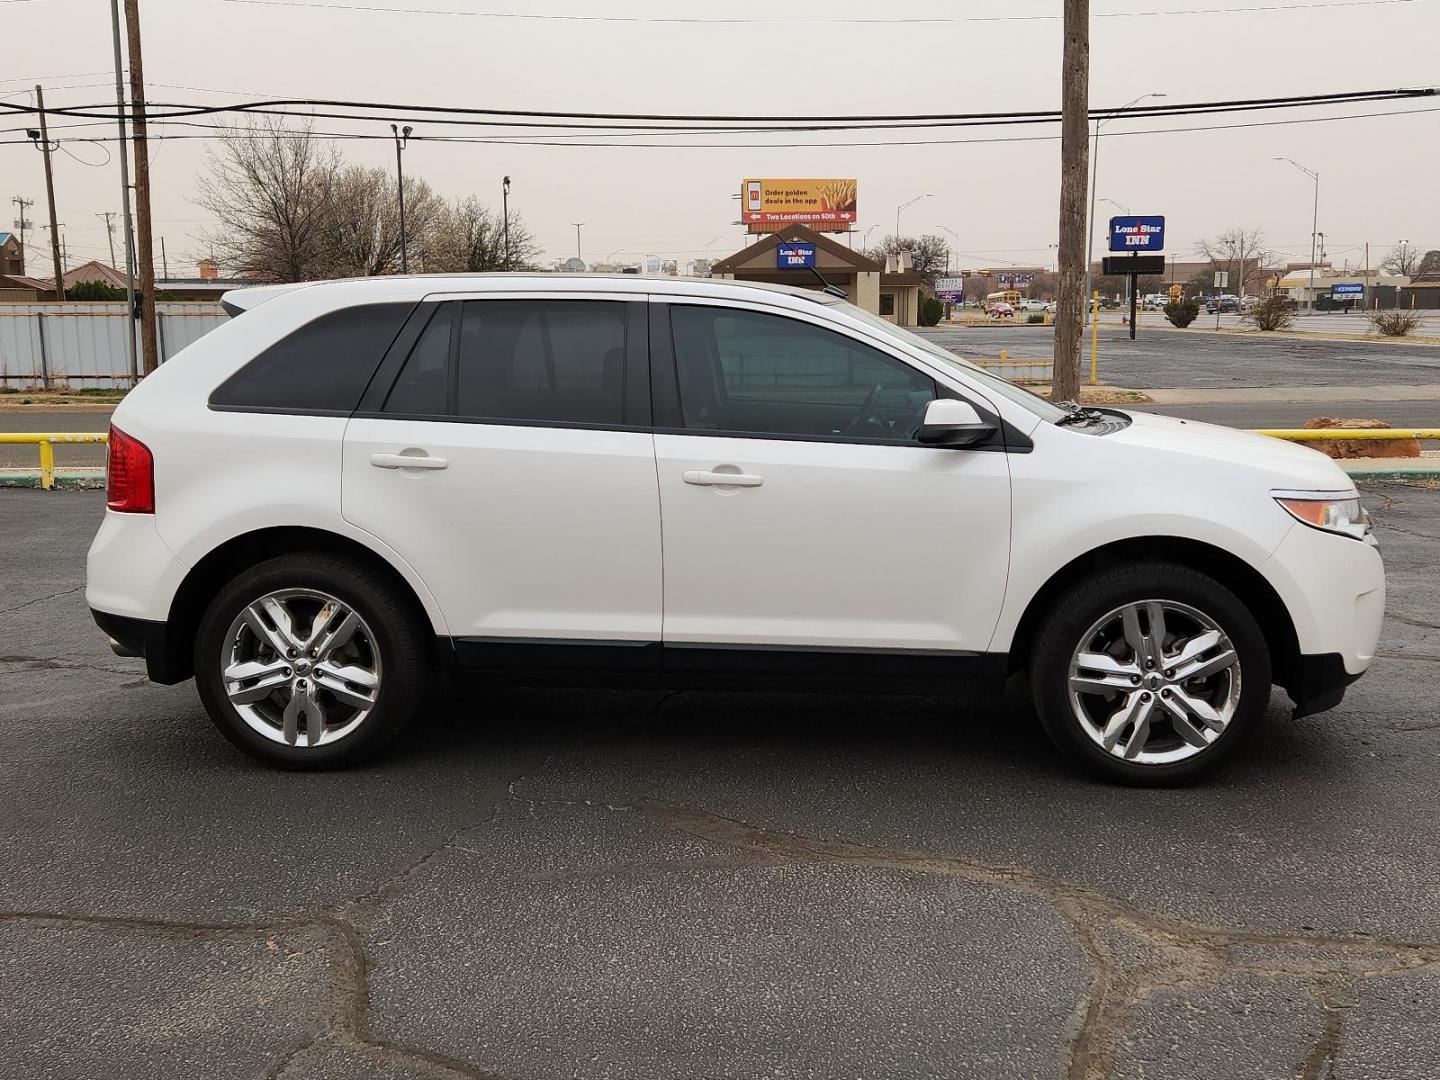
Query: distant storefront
[{"left": 709, "top": 224, "right": 923, "bottom": 327}]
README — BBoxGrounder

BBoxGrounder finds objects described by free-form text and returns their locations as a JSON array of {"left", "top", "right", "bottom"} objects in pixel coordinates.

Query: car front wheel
[
  {"left": 194, "top": 553, "right": 427, "bottom": 769},
  {"left": 1030, "top": 562, "right": 1271, "bottom": 785}
]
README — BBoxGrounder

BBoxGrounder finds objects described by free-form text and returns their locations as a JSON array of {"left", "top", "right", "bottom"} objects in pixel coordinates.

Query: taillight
[{"left": 106, "top": 425, "right": 155, "bottom": 513}]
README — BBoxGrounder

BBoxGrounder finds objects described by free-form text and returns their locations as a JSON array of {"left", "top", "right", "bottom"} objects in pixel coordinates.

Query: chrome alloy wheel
[
  {"left": 1067, "top": 600, "right": 1241, "bottom": 766},
  {"left": 221, "top": 589, "right": 382, "bottom": 748}
]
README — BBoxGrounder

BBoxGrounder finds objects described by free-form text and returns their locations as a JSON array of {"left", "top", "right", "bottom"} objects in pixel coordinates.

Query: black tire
[
  {"left": 1029, "top": 561, "right": 1271, "bottom": 786},
  {"left": 194, "top": 552, "right": 428, "bottom": 769}
]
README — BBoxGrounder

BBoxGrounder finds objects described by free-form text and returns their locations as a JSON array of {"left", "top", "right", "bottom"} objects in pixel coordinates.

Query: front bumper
[{"left": 1289, "top": 652, "right": 1363, "bottom": 718}]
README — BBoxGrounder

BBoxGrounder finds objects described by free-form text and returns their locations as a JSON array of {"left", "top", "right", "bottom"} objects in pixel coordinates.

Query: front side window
[
  {"left": 669, "top": 305, "right": 936, "bottom": 442},
  {"left": 210, "top": 303, "right": 411, "bottom": 413},
  {"left": 456, "top": 300, "right": 628, "bottom": 425}
]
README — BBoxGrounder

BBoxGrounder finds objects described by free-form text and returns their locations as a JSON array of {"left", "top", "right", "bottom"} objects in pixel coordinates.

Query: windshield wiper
[{"left": 1053, "top": 400, "right": 1105, "bottom": 426}]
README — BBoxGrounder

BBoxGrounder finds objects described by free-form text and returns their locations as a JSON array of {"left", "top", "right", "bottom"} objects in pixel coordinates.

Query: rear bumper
[{"left": 91, "top": 608, "right": 190, "bottom": 684}]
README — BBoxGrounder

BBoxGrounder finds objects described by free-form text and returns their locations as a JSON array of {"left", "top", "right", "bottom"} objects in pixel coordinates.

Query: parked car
[
  {"left": 1206, "top": 294, "right": 1242, "bottom": 314},
  {"left": 1143, "top": 294, "right": 1169, "bottom": 310},
  {"left": 1018, "top": 299, "right": 1048, "bottom": 313},
  {"left": 89, "top": 275, "right": 1383, "bottom": 784},
  {"left": 987, "top": 302, "right": 1016, "bottom": 319}
]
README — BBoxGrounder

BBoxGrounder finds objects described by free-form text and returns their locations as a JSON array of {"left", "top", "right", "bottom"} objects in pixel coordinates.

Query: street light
[
  {"left": 934, "top": 225, "right": 960, "bottom": 272},
  {"left": 501, "top": 175, "right": 511, "bottom": 271},
  {"left": 1100, "top": 197, "right": 1131, "bottom": 215},
  {"left": 1399, "top": 238, "right": 1411, "bottom": 276},
  {"left": 1048, "top": 243, "right": 1059, "bottom": 274},
  {"left": 895, "top": 193, "right": 933, "bottom": 239},
  {"left": 571, "top": 222, "right": 585, "bottom": 265},
  {"left": 1275, "top": 157, "right": 1320, "bottom": 315},
  {"left": 863, "top": 224, "right": 880, "bottom": 248},
  {"left": 390, "top": 124, "right": 413, "bottom": 274},
  {"left": 1083, "top": 91, "right": 1165, "bottom": 322}
]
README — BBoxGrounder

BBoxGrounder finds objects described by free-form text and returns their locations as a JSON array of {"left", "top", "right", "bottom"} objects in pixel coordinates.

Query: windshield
[{"left": 819, "top": 297, "right": 1070, "bottom": 423}]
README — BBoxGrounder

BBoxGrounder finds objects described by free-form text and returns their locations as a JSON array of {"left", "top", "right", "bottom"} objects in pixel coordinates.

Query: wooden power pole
[
  {"left": 34, "top": 86, "right": 66, "bottom": 303},
  {"left": 124, "top": 0, "right": 160, "bottom": 374},
  {"left": 1052, "top": 0, "right": 1090, "bottom": 404}
]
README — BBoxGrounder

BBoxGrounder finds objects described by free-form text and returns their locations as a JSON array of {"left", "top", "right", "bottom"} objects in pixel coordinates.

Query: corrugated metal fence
[{"left": 0, "top": 302, "right": 229, "bottom": 388}]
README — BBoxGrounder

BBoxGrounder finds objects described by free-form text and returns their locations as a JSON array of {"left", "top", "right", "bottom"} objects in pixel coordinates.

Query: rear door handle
[
  {"left": 370, "top": 451, "right": 449, "bottom": 471},
  {"left": 683, "top": 469, "right": 763, "bottom": 488}
]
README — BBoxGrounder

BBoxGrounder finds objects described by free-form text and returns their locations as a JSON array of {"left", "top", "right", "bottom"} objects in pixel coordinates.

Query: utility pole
[
  {"left": 97, "top": 211, "right": 118, "bottom": 267},
  {"left": 108, "top": 0, "right": 138, "bottom": 381},
  {"left": 11, "top": 196, "right": 34, "bottom": 267},
  {"left": 1052, "top": 0, "right": 1089, "bottom": 404},
  {"left": 390, "top": 124, "right": 412, "bottom": 273},
  {"left": 502, "top": 175, "right": 511, "bottom": 271},
  {"left": 33, "top": 87, "right": 67, "bottom": 302},
  {"left": 160, "top": 235, "right": 169, "bottom": 278},
  {"left": 572, "top": 222, "right": 585, "bottom": 263},
  {"left": 124, "top": 0, "right": 159, "bottom": 373}
]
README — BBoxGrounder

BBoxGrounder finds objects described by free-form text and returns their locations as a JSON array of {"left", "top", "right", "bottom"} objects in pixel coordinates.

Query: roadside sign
[
  {"left": 1108, "top": 216, "right": 1166, "bottom": 253},
  {"left": 1102, "top": 255, "right": 1164, "bottom": 276},
  {"left": 1332, "top": 283, "right": 1364, "bottom": 299},
  {"left": 1169, "top": 284, "right": 1183, "bottom": 299},
  {"left": 1214, "top": 271, "right": 1229, "bottom": 288},
  {"left": 776, "top": 242, "right": 816, "bottom": 269},
  {"left": 934, "top": 276, "right": 965, "bottom": 302}
]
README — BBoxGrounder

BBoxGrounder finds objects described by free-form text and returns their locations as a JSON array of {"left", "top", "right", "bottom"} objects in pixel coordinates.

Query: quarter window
[
  {"left": 210, "top": 303, "right": 411, "bottom": 413},
  {"left": 456, "top": 300, "right": 628, "bottom": 425},
  {"left": 669, "top": 305, "right": 936, "bottom": 442},
  {"left": 383, "top": 305, "right": 451, "bottom": 416}
]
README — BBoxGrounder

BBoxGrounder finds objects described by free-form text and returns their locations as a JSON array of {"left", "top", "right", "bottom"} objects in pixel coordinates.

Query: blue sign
[
  {"left": 777, "top": 242, "right": 816, "bottom": 269},
  {"left": 1108, "top": 216, "right": 1166, "bottom": 253},
  {"left": 1332, "top": 283, "right": 1365, "bottom": 298}
]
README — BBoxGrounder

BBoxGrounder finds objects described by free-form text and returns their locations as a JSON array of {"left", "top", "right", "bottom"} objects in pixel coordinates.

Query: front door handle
[
  {"left": 370, "top": 451, "right": 449, "bottom": 471},
  {"left": 683, "top": 469, "right": 763, "bottom": 488}
]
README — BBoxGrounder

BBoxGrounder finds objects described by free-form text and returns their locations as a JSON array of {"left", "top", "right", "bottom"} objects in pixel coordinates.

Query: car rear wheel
[
  {"left": 194, "top": 553, "right": 427, "bottom": 769},
  {"left": 1030, "top": 562, "right": 1271, "bottom": 785}
]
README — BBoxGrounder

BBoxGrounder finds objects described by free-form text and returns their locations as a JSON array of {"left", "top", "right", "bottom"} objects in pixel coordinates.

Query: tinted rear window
[{"left": 210, "top": 303, "right": 411, "bottom": 413}]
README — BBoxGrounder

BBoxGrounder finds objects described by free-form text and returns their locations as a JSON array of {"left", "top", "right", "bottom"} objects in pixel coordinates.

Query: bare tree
[
  {"left": 321, "top": 165, "right": 443, "bottom": 278},
  {"left": 194, "top": 118, "right": 341, "bottom": 282},
  {"left": 425, "top": 196, "right": 541, "bottom": 273},
  {"left": 1195, "top": 228, "right": 1275, "bottom": 295},
  {"left": 1381, "top": 244, "right": 1421, "bottom": 278},
  {"left": 865, "top": 234, "right": 950, "bottom": 284}
]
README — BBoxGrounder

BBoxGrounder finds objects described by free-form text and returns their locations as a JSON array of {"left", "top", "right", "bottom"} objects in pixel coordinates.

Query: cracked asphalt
[{"left": 2, "top": 488, "right": 1439, "bottom": 1079}]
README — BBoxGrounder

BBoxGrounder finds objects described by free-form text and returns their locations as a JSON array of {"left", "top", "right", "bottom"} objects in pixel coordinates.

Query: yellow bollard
[
  {"left": 1090, "top": 291, "right": 1100, "bottom": 386},
  {"left": 999, "top": 349, "right": 1008, "bottom": 360},
  {"left": 38, "top": 438, "right": 55, "bottom": 491}
]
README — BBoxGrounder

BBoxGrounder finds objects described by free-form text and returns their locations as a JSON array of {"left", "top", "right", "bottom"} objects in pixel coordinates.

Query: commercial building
[{"left": 709, "top": 224, "right": 924, "bottom": 326}]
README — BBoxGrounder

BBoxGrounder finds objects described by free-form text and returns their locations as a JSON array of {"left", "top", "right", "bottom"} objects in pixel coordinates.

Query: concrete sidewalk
[{"left": 1135, "top": 384, "right": 1440, "bottom": 405}]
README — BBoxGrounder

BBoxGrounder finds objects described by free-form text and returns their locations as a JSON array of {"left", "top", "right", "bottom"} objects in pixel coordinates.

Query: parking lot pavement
[
  {"left": 3, "top": 489, "right": 1439, "bottom": 1078},
  {"left": 0, "top": 409, "right": 113, "bottom": 471},
  {"left": 920, "top": 324, "right": 1440, "bottom": 389}
]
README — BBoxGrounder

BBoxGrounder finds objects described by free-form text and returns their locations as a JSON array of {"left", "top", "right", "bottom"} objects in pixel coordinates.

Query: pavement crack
[
  {"left": 646, "top": 803, "right": 1440, "bottom": 1080},
  {"left": 0, "top": 654, "right": 138, "bottom": 677},
  {"left": 0, "top": 908, "right": 505, "bottom": 1080},
  {"left": 1297, "top": 989, "right": 1351, "bottom": 1080},
  {"left": 0, "top": 583, "right": 84, "bottom": 615},
  {"left": 1384, "top": 612, "right": 1440, "bottom": 631}
]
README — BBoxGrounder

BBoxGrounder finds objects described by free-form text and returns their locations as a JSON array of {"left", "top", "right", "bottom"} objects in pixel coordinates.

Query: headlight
[{"left": 1273, "top": 490, "right": 1370, "bottom": 540}]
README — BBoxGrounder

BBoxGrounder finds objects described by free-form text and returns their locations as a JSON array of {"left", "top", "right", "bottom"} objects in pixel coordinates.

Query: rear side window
[
  {"left": 455, "top": 300, "right": 628, "bottom": 425},
  {"left": 210, "top": 303, "right": 411, "bottom": 414}
]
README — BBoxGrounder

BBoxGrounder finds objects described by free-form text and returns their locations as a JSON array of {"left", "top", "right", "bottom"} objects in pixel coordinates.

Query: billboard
[
  {"left": 776, "top": 242, "right": 816, "bottom": 269},
  {"left": 1332, "top": 283, "right": 1365, "bottom": 298},
  {"left": 742, "top": 178, "right": 857, "bottom": 232},
  {"left": 1108, "top": 215, "right": 1166, "bottom": 252}
]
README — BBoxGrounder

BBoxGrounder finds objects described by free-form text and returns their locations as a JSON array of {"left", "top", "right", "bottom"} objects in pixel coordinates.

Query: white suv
[{"left": 88, "top": 275, "right": 1383, "bottom": 783}]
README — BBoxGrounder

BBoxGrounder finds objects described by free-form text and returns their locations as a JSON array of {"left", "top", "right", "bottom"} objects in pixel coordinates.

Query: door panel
[
  {"left": 653, "top": 301, "right": 1012, "bottom": 655},
  {"left": 654, "top": 432, "right": 1011, "bottom": 652},
  {"left": 342, "top": 295, "right": 661, "bottom": 643},
  {"left": 344, "top": 418, "right": 662, "bottom": 640}
]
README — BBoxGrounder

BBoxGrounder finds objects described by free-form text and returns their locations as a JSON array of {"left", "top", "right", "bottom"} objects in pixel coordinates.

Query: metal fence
[{"left": 0, "top": 302, "right": 230, "bottom": 388}]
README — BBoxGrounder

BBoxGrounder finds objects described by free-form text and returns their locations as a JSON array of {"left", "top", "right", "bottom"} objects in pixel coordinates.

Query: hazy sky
[{"left": 3, "top": 0, "right": 1437, "bottom": 276}]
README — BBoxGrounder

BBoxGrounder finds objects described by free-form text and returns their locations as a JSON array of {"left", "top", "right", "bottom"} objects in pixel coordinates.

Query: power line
[
  {"left": 204, "top": 0, "right": 1428, "bottom": 23},
  {"left": 3, "top": 101, "right": 1436, "bottom": 149},
  {"left": 5, "top": 86, "right": 1433, "bottom": 131}
]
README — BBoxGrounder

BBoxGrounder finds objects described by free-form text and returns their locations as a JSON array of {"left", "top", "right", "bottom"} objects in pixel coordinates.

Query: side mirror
[{"left": 917, "top": 398, "right": 997, "bottom": 448}]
